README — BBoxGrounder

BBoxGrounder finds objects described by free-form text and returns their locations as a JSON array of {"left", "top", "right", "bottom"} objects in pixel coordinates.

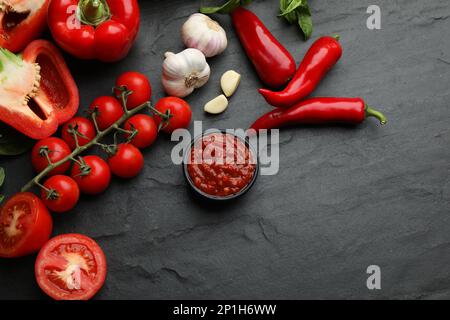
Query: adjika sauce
[{"left": 187, "top": 133, "right": 256, "bottom": 197}]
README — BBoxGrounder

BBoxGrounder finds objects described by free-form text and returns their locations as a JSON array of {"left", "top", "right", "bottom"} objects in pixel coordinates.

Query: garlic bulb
[
  {"left": 162, "top": 48, "right": 211, "bottom": 98},
  {"left": 181, "top": 13, "right": 228, "bottom": 58}
]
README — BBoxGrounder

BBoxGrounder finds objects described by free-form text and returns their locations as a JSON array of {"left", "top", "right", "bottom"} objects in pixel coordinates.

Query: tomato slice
[
  {"left": 35, "top": 234, "right": 107, "bottom": 300},
  {"left": 0, "top": 192, "right": 53, "bottom": 258}
]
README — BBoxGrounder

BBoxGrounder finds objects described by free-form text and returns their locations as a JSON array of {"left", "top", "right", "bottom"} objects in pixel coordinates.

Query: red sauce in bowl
[{"left": 187, "top": 133, "right": 257, "bottom": 197}]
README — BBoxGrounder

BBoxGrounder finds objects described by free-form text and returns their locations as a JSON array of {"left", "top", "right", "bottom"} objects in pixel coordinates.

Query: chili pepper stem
[
  {"left": 365, "top": 105, "right": 387, "bottom": 125},
  {"left": 332, "top": 34, "right": 340, "bottom": 41},
  {"left": 21, "top": 99, "right": 151, "bottom": 192},
  {"left": 78, "top": 0, "right": 111, "bottom": 27}
]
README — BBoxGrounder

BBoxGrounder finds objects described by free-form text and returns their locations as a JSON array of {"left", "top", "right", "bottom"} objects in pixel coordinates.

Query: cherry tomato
[
  {"left": 89, "top": 96, "right": 124, "bottom": 131},
  {"left": 35, "top": 234, "right": 107, "bottom": 300},
  {"left": 62, "top": 117, "right": 96, "bottom": 150},
  {"left": 124, "top": 114, "right": 158, "bottom": 149},
  {"left": 154, "top": 97, "right": 192, "bottom": 134},
  {"left": 31, "top": 138, "right": 71, "bottom": 176},
  {"left": 0, "top": 193, "right": 53, "bottom": 258},
  {"left": 108, "top": 144, "right": 144, "bottom": 178},
  {"left": 114, "top": 71, "right": 152, "bottom": 110},
  {"left": 41, "top": 175, "right": 80, "bottom": 213},
  {"left": 70, "top": 156, "right": 111, "bottom": 195}
]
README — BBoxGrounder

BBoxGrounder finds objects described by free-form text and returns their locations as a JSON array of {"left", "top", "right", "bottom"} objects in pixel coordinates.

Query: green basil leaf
[
  {"left": 279, "top": 0, "right": 303, "bottom": 17},
  {"left": 279, "top": 0, "right": 313, "bottom": 40},
  {"left": 280, "top": 0, "right": 290, "bottom": 11},
  {"left": 0, "top": 168, "right": 5, "bottom": 187},
  {"left": 298, "top": 3, "right": 313, "bottom": 40},
  {"left": 0, "top": 123, "right": 34, "bottom": 156},
  {"left": 200, "top": 0, "right": 249, "bottom": 14},
  {"left": 0, "top": 140, "right": 34, "bottom": 156},
  {"left": 279, "top": 0, "right": 298, "bottom": 24}
]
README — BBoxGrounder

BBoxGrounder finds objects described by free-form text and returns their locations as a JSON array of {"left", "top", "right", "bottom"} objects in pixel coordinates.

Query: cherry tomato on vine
[
  {"left": 89, "top": 96, "right": 125, "bottom": 130},
  {"left": 62, "top": 117, "right": 96, "bottom": 150},
  {"left": 35, "top": 233, "right": 107, "bottom": 300},
  {"left": 108, "top": 144, "right": 144, "bottom": 178},
  {"left": 124, "top": 114, "right": 158, "bottom": 149},
  {"left": 0, "top": 193, "right": 53, "bottom": 258},
  {"left": 31, "top": 138, "right": 71, "bottom": 176},
  {"left": 41, "top": 175, "right": 80, "bottom": 213},
  {"left": 114, "top": 71, "right": 152, "bottom": 110},
  {"left": 70, "top": 156, "right": 111, "bottom": 195},
  {"left": 154, "top": 97, "right": 192, "bottom": 134}
]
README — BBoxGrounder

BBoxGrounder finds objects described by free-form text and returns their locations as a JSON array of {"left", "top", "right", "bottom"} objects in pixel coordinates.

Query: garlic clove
[
  {"left": 221, "top": 70, "right": 241, "bottom": 97},
  {"left": 204, "top": 95, "right": 229, "bottom": 115}
]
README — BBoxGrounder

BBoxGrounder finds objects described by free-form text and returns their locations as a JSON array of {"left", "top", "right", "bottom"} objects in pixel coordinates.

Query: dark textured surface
[{"left": 1, "top": 0, "right": 450, "bottom": 300}]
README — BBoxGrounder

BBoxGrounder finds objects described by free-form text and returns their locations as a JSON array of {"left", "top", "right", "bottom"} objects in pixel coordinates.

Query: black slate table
[{"left": 1, "top": 0, "right": 450, "bottom": 300}]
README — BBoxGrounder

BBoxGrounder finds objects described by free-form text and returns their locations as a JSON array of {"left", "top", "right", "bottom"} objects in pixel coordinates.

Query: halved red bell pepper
[
  {"left": 48, "top": 0, "right": 140, "bottom": 62},
  {"left": 0, "top": 0, "right": 50, "bottom": 53},
  {"left": 0, "top": 40, "right": 79, "bottom": 140}
]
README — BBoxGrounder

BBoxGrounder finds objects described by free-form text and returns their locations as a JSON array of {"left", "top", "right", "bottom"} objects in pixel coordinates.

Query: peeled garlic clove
[
  {"left": 221, "top": 70, "right": 241, "bottom": 97},
  {"left": 204, "top": 95, "right": 229, "bottom": 115}
]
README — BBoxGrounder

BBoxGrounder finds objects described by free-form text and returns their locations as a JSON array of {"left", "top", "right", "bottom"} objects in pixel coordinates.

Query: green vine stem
[{"left": 21, "top": 93, "right": 152, "bottom": 192}]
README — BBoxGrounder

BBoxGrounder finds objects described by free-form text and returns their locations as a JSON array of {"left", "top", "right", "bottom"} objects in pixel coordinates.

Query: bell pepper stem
[
  {"left": 365, "top": 105, "right": 387, "bottom": 125},
  {"left": 78, "top": 0, "right": 111, "bottom": 27}
]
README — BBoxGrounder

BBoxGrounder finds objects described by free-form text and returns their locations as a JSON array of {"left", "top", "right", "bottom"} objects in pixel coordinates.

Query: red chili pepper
[
  {"left": 48, "top": 0, "right": 140, "bottom": 62},
  {"left": 0, "top": 40, "right": 79, "bottom": 139},
  {"left": 0, "top": 0, "right": 50, "bottom": 53},
  {"left": 231, "top": 7, "right": 296, "bottom": 88},
  {"left": 259, "top": 36, "right": 343, "bottom": 108},
  {"left": 250, "top": 98, "right": 387, "bottom": 131}
]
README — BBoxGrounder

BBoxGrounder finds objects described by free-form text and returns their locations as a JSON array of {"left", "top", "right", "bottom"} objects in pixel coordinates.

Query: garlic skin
[
  {"left": 162, "top": 48, "right": 211, "bottom": 98},
  {"left": 181, "top": 13, "right": 228, "bottom": 58}
]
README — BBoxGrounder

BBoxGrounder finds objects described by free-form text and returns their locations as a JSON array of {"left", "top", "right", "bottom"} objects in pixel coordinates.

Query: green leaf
[
  {"left": 0, "top": 122, "right": 34, "bottom": 156},
  {"left": 0, "top": 195, "right": 4, "bottom": 205},
  {"left": 279, "top": 0, "right": 313, "bottom": 40},
  {"left": 280, "top": 0, "right": 298, "bottom": 24},
  {"left": 298, "top": 3, "right": 313, "bottom": 40},
  {"left": 279, "top": 0, "right": 303, "bottom": 17},
  {"left": 200, "top": 0, "right": 250, "bottom": 14},
  {"left": 0, "top": 168, "right": 5, "bottom": 187}
]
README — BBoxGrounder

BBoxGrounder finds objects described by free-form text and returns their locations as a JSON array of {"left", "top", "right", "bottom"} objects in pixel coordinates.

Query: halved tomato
[
  {"left": 0, "top": 192, "right": 53, "bottom": 258},
  {"left": 35, "top": 234, "right": 107, "bottom": 300}
]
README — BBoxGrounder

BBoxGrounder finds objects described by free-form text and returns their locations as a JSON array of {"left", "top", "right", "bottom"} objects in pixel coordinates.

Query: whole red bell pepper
[
  {"left": 231, "top": 7, "right": 296, "bottom": 88},
  {"left": 0, "top": 0, "right": 50, "bottom": 52},
  {"left": 48, "top": 0, "right": 140, "bottom": 62},
  {"left": 259, "top": 36, "right": 343, "bottom": 108},
  {"left": 0, "top": 40, "right": 79, "bottom": 140},
  {"left": 250, "top": 97, "right": 387, "bottom": 131}
]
